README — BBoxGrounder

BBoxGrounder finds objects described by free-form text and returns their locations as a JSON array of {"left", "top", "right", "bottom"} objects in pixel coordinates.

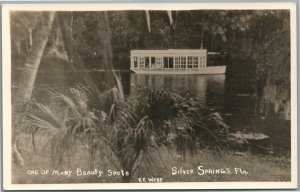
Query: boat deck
[{"left": 131, "top": 66, "right": 226, "bottom": 75}]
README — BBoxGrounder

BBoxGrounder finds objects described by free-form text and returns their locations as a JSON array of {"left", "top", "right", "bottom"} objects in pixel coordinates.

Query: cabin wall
[{"left": 130, "top": 51, "right": 207, "bottom": 70}]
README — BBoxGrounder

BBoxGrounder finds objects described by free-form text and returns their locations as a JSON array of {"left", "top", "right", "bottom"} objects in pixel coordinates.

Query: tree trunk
[
  {"left": 58, "top": 12, "right": 86, "bottom": 71},
  {"left": 13, "top": 12, "right": 55, "bottom": 111},
  {"left": 16, "top": 41, "right": 21, "bottom": 55},
  {"left": 28, "top": 28, "right": 33, "bottom": 49},
  {"left": 232, "top": 30, "right": 236, "bottom": 43},
  {"left": 25, "top": 38, "right": 29, "bottom": 53},
  {"left": 200, "top": 30, "right": 204, "bottom": 49},
  {"left": 97, "top": 12, "right": 117, "bottom": 89}
]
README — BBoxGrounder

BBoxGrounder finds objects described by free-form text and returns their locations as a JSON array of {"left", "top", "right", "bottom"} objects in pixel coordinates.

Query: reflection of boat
[{"left": 130, "top": 49, "right": 226, "bottom": 74}]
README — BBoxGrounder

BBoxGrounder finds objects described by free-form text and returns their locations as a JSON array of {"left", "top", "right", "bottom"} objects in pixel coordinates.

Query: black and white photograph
[{"left": 2, "top": 3, "right": 297, "bottom": 190}]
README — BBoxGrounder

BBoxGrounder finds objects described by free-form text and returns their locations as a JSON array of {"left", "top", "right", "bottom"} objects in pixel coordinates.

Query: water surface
[
  {"left": 129, "top": 73, "right": 225, "bottom": 110},
  {"left": 14, "top": 70, "right": 225, "bottom": 111}
]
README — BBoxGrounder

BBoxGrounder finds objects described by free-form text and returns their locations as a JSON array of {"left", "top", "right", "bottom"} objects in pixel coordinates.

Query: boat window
[
  {"left": 175, "top": 57, "right": 180, "bottom": 69},
  {"left": 169, "top": 57, "right": 174, "bottom": 69},
  {"left": 199, "top": 56, "right": 202, "bottom": 68},
  {"left": 193, "top": 57, "right": 198, "bottom": 68},
  {"left": 139, "top": 57, "right": 145, "bottom": 68},
  {"left": 145, "top": 57, "right": 150, "bottom": 68},
  {"left": 156, "top": 57, "right": 162, "bottom": 64},
  {"left": 151, "top": 57, "right": 155, "bottom": 64},
  {"left": 150, "top": 57, "right": 155, "bottom": 69},
  {"left": 155, "top": 57, "right": 163, "bottom": 69},
  {"left": 163, "top": 57, "right": 169, "bottom": 68},
  {"left": 188, "top": 57, "right": 193, "bottom": 68},
  {"left": 134, "top": 57, "right": 138, "bottom": 68},
  {"left": 180, "top": 57, "right": 186, "bottom": 69}
]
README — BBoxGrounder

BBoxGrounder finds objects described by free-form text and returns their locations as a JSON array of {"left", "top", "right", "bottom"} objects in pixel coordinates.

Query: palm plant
[
  {"left": 25, "top": 88, "right": 99, "bottom": 168},
  {"left": 26, "top": 102, "right": 72, "bottom": 168},
  {"left": 96, "top": 87, "right": 230, "bottom": 182},
  {"left": 201, "top": 112, "right": 231, "bottom": 154}
]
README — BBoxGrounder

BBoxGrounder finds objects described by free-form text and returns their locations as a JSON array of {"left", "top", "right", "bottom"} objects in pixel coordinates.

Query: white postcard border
[{"left": 2, "top": 2, "right": 297, "bottom": 190}]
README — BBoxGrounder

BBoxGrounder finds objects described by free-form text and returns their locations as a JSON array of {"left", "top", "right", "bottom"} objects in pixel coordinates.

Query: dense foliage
[{"left": 10, "top": 10, "right": 289, "bottom": 70}]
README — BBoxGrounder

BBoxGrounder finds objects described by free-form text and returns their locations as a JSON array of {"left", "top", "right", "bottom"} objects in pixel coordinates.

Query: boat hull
[{"left": 130, "top": 66, "right": 226, "bottom": 75}]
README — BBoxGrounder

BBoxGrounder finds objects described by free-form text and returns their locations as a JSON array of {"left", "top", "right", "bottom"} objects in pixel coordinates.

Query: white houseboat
[{"left": 130, "top": 49, "right": 226, "bottom": 74}]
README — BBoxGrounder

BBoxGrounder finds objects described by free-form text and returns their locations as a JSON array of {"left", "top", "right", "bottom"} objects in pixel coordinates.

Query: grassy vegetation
[{"left": 13, "top": 141, "right": 290, "bottom": 183}]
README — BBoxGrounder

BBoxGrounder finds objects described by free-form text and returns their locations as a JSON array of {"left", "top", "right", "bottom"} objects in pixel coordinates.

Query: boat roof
[{"left": 131, "top": 49, "right": 207, "bottom": 54}]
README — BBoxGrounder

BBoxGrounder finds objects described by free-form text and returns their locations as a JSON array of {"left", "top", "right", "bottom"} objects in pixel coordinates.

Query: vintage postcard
[{"left": 2, "top": 2, "right": 297, "bottom": 190}]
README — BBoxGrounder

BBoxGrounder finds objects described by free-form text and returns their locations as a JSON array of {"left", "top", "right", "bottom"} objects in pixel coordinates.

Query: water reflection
[
  {"left": 23, "top": 70, "right": 225, "bottom": 111},
  {"left": 129, "top": 74, "right": 225, "bottom": 110}
]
